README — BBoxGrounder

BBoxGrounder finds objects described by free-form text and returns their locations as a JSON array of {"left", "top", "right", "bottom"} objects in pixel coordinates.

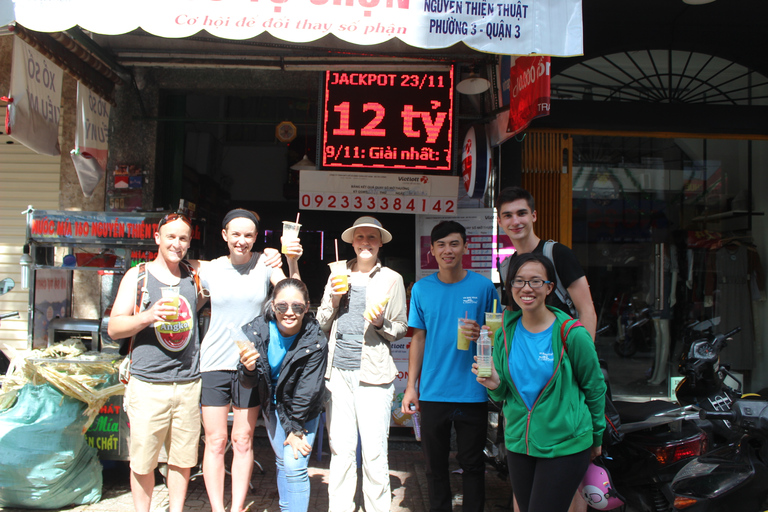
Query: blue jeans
[{"left": 266, "top": 408, "right": 320, "bottom": 512}]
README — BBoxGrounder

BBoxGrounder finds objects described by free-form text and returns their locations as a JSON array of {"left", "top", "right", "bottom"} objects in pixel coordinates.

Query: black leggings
[{"left": 506, "top": 448, "right": 591, "bottom": 512}]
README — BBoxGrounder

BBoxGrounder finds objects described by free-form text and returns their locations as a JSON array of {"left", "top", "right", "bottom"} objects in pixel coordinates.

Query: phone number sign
[
  {"left": 300, "top": 170, "right": 459, "bottom": 216},
  {"left": 322, "top": 69, "right": 454, "bottom": 171}
]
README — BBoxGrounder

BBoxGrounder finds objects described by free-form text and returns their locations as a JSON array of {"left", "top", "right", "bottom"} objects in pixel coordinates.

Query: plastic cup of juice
[
  {"left": 233, "top": 338, "right": 253, "bottom": 355},
  {"left": 364, "top": 297, "right": 390, "bottom": 322},
  {"left": 457, "top": 318, "right": 471, "bottom": 351},
  {"left": 328, "top": 260, "right": 349, "bottom": 294},
  {"left": 160, "top": 286, "right": 180, "bottom": 320},
  {"left": 485, "top": 312, "right": 503, "bottom": 346},
  {"left": 281, "top": 221, "right": 301, "bottom": 254}
]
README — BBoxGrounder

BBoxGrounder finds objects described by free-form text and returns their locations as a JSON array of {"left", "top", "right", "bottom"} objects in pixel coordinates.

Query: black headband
[{"left": 222, "top": 209, "right": 260, "bottom": 230}]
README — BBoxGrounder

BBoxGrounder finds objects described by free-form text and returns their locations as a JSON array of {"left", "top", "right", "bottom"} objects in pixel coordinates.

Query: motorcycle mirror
[{"left": 0, "top": 278, "right": 14, "bottom": 296}]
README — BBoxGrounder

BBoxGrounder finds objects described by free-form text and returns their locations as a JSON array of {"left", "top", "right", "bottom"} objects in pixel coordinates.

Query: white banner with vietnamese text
[
  {"left": 300, "top": 170, "right": 459, "bottom": 215},
  {"left": 71, "top": 82, "right": 111, "bottom": 197},
  {"left": 4, "top": 0, "right": 583, "bottom": 56},
  {"left": 6, "top": 38, "right": 63, "bottom": 156}
]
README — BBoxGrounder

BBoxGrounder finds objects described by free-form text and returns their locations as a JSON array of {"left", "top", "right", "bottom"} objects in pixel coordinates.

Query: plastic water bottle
[
  {"left": 409, "top": 404, "right": 422, "bottom": 441},
  {"left": 477, "top": 329, "right": 493, "bottom": 378}
]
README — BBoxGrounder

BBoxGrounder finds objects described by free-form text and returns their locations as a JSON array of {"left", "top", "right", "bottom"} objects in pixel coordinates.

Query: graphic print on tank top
[{"left": 154, "top": 295, "right": 194, "bottom": 351}]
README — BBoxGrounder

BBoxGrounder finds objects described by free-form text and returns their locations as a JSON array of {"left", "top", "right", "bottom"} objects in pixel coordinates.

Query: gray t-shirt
[
  {"left": 130, "top": 268, "right": 200, "bottom": 383},
  {"left": 332, "top": 284, "right": 366, "bottom": 370},
  {"left": 200, "top": 252, "right": 273, "bottom": 372}
]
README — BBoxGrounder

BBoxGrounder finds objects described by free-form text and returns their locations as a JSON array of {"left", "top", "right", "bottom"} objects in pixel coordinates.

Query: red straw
[
  {"left": 296, "top": 212, "right": 300, "bottom": 224},
  {"left": 335, "top": 239, "right": 339, "bottom": 261}
]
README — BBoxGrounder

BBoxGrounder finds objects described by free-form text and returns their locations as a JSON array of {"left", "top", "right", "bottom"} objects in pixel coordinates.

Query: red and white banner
[
  {"left": 71, "top": 82, "right": 111, "bottom": 197},
  {"left": 507, "top": 56, "right": 551, "bottom": 135},
  {"left": 5, "top": 38, "right": 63, "bottom": 156},
  {"left": 2, "top": 0, "right": 583, "bottom": 57}
]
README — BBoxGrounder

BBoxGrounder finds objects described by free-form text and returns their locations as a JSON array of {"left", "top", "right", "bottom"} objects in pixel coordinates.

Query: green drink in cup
[
  {"left": 457, "top": 317, "right": 471, "bottom": 351},
  {"left": 485, "top": 312, "right": 502, "bottom": 347}
]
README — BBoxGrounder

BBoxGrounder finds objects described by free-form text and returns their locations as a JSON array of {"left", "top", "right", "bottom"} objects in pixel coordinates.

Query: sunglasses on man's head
[
  {"left": 158, "top": 212, "right": 192, "bottom": 228},
  {"left": 273, "top": 302, "right": 308, "bottom": 315}
]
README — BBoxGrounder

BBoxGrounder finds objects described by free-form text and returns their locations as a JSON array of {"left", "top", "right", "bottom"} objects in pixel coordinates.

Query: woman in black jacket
[{"left": 238, "top": 278, "right": 328, "bottom": 512}]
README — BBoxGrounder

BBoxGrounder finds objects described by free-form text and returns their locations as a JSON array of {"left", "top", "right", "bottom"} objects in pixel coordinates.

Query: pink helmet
[{"left": 578, "top": 462, "right": 624, "bottom": 510}]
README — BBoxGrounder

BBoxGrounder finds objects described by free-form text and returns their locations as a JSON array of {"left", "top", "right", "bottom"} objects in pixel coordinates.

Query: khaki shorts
[{"left": 124, "top": 377, "right": 202, "bottom": 474}]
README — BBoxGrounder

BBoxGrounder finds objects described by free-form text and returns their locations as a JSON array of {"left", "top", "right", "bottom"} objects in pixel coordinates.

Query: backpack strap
[
  {"left": 179, "top": 259, "right": 204, "bottom": 298},
  {"left": 498, "top": 255, "right": 510, "bottom": 304},
  {"left": 134, "top": 262, "right": 148, "bottom": 315},
  {"left": 125, "top": 262, "right": 148, "bottom": 356},
  {"left": 559, "top": 318, "right": 584, "bottom": 355},
  {"left": 543, "top": 240, "right": 578, "bottom": 318}
]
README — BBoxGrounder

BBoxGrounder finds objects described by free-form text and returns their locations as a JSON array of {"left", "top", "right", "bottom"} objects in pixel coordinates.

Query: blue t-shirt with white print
[
  {"left": 408, "top": 270, "right": 498, "bottom": 403},
  {"left": 509, "top": 318, "right": 555, "bottom": 410}
]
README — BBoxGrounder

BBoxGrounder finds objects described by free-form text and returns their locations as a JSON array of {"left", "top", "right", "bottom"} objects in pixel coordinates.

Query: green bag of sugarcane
[{"left": 0, "top": 382, "right": 102, "bottom": 508}]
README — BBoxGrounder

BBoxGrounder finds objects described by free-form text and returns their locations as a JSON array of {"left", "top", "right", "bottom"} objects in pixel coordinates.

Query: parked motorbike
[
  {"left": 600, "top": 399, "right": 706, "bottom": 512},
  {"left": 614, "top": 304, "right": 655, "bottom": 358},
  {"left": 675, "top": 325, "right": 743, "bottom": 445},
  {"left": 594, "top": 323, "right": 744, "bottom": 511},
  {"left": 670, "top": 399, "right": 768, "bottom": 511}
]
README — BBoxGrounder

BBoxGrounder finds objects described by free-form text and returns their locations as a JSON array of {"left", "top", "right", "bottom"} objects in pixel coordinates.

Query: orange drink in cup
[
  {"left": 229, "top": 325, "right": 255, "bottom": 355},
  {"left": 328, "top": 260, "right": 349, "bottom": 294}
]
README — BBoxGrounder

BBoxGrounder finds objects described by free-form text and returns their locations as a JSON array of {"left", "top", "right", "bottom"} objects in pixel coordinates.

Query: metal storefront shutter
[{"left": 0, "top": 106, "right": 61, "bottom": 357}]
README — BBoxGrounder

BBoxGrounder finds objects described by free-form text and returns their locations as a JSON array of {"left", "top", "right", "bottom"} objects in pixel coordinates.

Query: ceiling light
[
  {"left": 682, "top": 0, "right": 716, "bottom": 4},
  {"left": 456, "top": 67, "right": 491, "bottom": 95},
  {"left": 290, "top": 154, "right": 316, "bottom": 170}
]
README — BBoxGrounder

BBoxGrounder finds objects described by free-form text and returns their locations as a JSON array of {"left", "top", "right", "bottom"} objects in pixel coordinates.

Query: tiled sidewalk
[{"left": 0, "top": 430, "right": 513, "bottom": 512}]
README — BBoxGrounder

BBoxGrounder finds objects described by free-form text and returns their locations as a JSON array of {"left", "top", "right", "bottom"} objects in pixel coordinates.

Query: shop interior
[{"left": 571, "top": 135, "right": 768, "bottom": 397}]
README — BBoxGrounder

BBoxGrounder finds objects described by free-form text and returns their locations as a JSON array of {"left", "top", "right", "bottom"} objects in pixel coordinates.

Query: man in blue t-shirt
[{"left": 402, "top": 220, "right": 498, "bottom": 512}]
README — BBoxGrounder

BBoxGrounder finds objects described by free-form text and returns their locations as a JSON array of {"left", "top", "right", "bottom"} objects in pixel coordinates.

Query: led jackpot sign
[{"left": 322, "top": 69, "right": 454, "bottom": 171}]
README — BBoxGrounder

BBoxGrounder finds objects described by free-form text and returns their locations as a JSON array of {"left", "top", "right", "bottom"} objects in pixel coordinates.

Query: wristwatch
[{"left": 292, "top": 429, "right": 305, "bottom": 439}]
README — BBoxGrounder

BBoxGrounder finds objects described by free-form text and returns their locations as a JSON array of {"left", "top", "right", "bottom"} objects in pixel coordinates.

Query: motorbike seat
[{"left": 613, "top": 400, "right": 680, "bottom": 424}]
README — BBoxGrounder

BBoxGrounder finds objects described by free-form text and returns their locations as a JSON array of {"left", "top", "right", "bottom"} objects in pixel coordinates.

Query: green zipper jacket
[{"left": 488, "top": 307, "right": 606, "bottom": 458}]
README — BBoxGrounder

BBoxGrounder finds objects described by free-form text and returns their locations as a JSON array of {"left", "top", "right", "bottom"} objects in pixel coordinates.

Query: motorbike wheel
[{"left": 614, "top": 336, "right": 637, "bottom": 358}]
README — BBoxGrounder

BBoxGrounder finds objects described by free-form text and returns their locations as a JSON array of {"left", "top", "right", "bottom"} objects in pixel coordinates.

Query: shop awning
[{"left": 0, "top": 0, "right": 583, "bottom": 57}]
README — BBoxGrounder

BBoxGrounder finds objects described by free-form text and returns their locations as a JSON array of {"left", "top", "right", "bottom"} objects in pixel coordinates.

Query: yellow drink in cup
[
  {"left": 234, "top": 339, "right": 256, "bottom": 358},
  {"left": 328, "top": 260, "right": 349, "bottom": 294},
  {"left": 281, "top": 221, "right": 301, "bottom": 254},
  {"left": 485, "top": 312, "right": 503, "bottom": 347},
  {"left": 364, "top": 297, "right": 390, "bottom": 322},
  {"left": 457, "top": 318, "right": 471, "bottom": 350},
  {"left": 160, "top": 286, "right": 180, "bottom": 320},
  {"left": 229, "top": 324, "right": 255, "bottom": 355}
]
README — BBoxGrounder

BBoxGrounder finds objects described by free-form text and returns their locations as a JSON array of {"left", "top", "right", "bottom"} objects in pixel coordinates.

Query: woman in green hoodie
[{"left": 473, "top": 252, "right": 606, "bottom": 512}]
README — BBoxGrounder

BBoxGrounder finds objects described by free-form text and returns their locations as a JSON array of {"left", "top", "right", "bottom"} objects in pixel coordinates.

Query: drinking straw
[
  {"left": 493, "top": 299, "right": 497, "bottom": 314},
  {"left": 335, "top": 239, "right": 339, "bottom": 261},
  {"left": 295, "top": 212, "right": 300, "bottom": 224}
]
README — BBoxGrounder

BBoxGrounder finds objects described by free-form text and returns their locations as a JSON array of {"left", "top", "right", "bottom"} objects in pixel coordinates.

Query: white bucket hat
[{"left": 341, "top": 216, "right": 393, "bottom": 244}]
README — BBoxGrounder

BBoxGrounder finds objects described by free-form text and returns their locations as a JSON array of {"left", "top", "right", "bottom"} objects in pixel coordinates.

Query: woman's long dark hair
[
  {"left": 263, "top": 278, "right": 310, "bottom": 321},
  {"left": 505, "top": 252, "right": 557, "bottom": 306}
]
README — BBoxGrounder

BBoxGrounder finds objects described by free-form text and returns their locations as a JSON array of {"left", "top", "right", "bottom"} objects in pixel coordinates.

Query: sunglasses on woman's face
[{"left": 273, "top": 302, "right": 308, "bottom": 315}]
